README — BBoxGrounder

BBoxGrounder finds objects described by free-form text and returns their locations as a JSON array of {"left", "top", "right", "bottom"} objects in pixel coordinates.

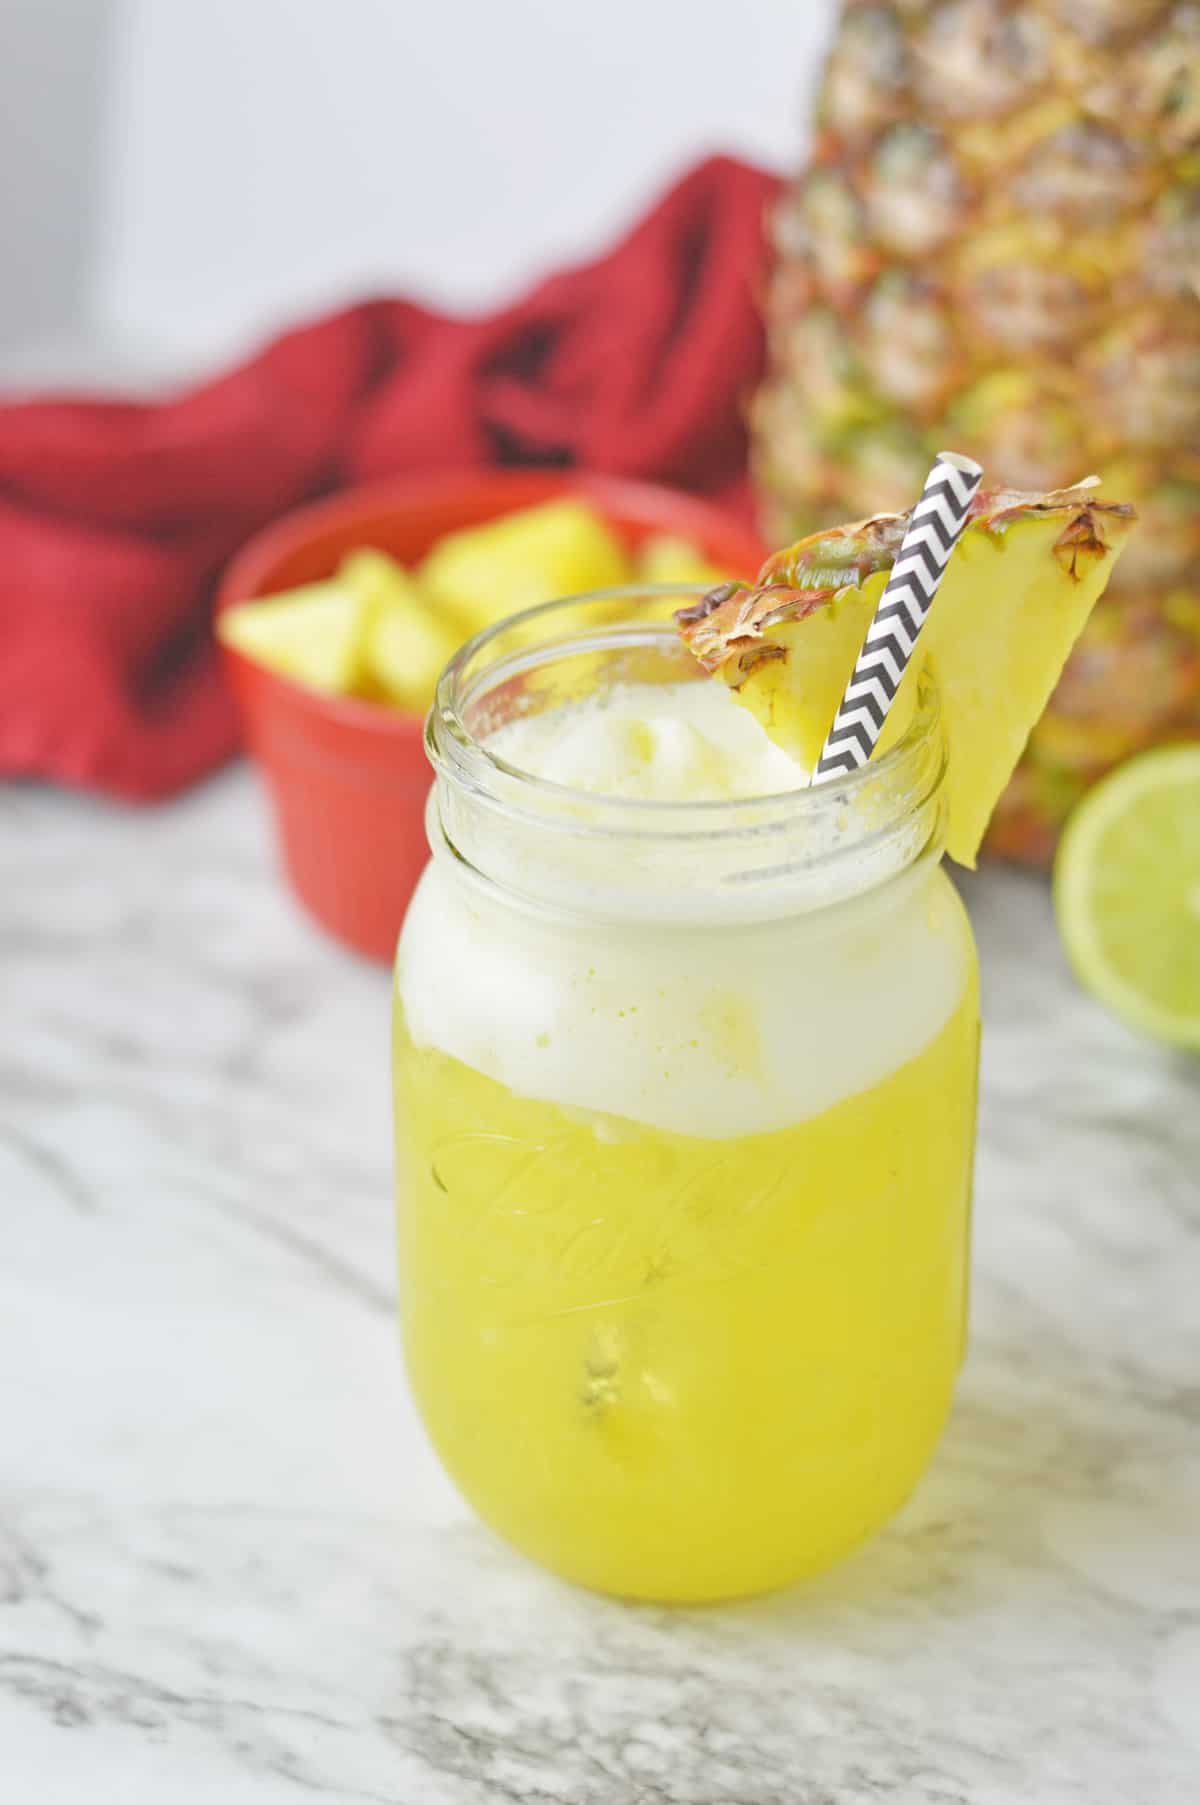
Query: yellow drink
[
  {"left": 396, "top": 597, "right": 979, "bottom": 1600},
  {"left": 394, "top": 967, "right": 977, "bottom": 1601}
]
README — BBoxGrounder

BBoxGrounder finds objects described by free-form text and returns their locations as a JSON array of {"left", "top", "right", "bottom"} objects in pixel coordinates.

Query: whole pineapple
[{"left": 753, "top": 0, "right": 1200, "bottom": 862}]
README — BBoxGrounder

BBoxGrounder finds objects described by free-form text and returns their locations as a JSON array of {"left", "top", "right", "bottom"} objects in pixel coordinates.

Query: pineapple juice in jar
[{"left": 394, "top": 592, "right": 979, "bottom": 1601}]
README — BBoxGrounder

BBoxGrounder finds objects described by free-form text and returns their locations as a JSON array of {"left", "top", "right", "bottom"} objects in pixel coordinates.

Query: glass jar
[{"left": 393, "top": 591, "right": 979, "bottom": 1602}]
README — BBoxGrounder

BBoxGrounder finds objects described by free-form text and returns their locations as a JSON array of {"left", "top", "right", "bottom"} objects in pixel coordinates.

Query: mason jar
[{"left": 393, "top": 591, "right": 979, "bottom": 1601}]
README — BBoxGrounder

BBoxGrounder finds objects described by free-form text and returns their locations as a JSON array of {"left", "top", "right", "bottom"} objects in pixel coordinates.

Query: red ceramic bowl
[{"left": 217, "top": 471, "right": 768, "bottom": 961}]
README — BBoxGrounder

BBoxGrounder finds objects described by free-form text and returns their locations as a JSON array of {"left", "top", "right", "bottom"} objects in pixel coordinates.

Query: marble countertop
[{"left": 3, "top": 768, "right": 1198, "bottom": 1804}]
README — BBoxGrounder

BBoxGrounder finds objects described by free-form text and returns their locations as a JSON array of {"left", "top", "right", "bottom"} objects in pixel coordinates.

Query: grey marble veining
[{"left": 2, "top": 769, "right": 1197, "bottom": 1804}]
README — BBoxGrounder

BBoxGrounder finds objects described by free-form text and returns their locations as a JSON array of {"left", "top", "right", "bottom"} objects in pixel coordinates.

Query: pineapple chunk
[
  {"left": 420, "top": 499, "right": 632, "bottom": 634},
  {"left": 631, "top": 534, "right": 735, "bottom": 623},
  {"left": 340, "top": 547, "right": 415, "bottom": 612},
  {"left": 678, "top": 484, "right": 1138, "bottom": 867},
  {"left": 343, "top": 549, "right": 461, "bottom": 710},
  {"left": 219, "top": 582, "right": 368, "bottom": 694},
  {"left": 637, "top": 533, "right": 730, "bottom": 589},
  {"left": 366, "top": 604, "right": 459, "bottom": 711}
]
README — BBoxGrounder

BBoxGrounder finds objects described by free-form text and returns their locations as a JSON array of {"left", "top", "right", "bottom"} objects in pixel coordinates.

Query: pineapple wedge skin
[
  {"left": 419, "top": 499, "right": 632, "bottom": 635},
  {"left": 679, "top": 487, "right": 1137, "bottom": 868},
  {"left": 709, "top": 569, "right": 915, "bottom": 772}
]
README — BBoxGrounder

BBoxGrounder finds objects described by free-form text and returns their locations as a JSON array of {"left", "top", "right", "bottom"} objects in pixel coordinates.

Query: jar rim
[
  {"left": 427, "top": 585, "right": 944, "bottom": 839},
  {"left": 422, "top": 588, "right": 947, "bottom": 924}
]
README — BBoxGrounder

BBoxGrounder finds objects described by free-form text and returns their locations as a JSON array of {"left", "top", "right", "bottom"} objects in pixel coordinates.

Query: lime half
[{"left": 1054, "top": 745, "right": 1200, "bottom": 1050}]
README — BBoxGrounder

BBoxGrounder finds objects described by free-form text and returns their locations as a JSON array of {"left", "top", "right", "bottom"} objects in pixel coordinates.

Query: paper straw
[{"left": 811, "top": 452, "right": 983, "bottom": 785}]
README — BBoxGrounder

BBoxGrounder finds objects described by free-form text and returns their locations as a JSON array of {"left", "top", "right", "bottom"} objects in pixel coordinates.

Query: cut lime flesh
[{"left": 1053, "top": 745, "right": 1200, "bottom": 1050}]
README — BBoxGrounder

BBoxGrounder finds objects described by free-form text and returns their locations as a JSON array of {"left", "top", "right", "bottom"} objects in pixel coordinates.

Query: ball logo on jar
[{"left": 426, "top": 1125, "right": 798, "bottom": 1296}]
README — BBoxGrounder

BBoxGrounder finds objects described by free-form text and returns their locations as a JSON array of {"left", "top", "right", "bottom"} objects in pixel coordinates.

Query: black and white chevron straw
[{"left": 812, "top": 452, "right": 983, "bottom": 784}]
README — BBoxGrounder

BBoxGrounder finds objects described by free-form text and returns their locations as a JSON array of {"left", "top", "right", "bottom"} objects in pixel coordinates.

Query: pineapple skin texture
[{"left": 753, "top": 0, "right": 1200, "bottom": 861}]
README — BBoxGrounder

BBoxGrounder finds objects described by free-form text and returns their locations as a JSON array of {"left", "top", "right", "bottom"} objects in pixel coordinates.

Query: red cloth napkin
[{"left": 0, "top": 154, "right": 778, "bottom": 801}]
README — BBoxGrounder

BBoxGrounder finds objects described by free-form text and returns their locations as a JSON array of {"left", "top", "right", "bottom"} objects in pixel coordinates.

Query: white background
[{"left": 0, "top": 0, "right": 833, "bottom": 385}]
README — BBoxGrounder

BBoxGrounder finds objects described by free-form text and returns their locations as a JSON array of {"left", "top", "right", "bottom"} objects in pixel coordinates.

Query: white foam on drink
[
  {"left": 487, "top": 679, "right": 808, "bottom": 801},
  {"left": 399, "top": 682, "right": 973, "bottom": 1137}
]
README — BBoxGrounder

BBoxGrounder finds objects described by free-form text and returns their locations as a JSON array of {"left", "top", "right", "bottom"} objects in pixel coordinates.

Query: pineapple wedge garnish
[{"left": 677, "top": 482, "right": 1137, "bottom": 867}]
